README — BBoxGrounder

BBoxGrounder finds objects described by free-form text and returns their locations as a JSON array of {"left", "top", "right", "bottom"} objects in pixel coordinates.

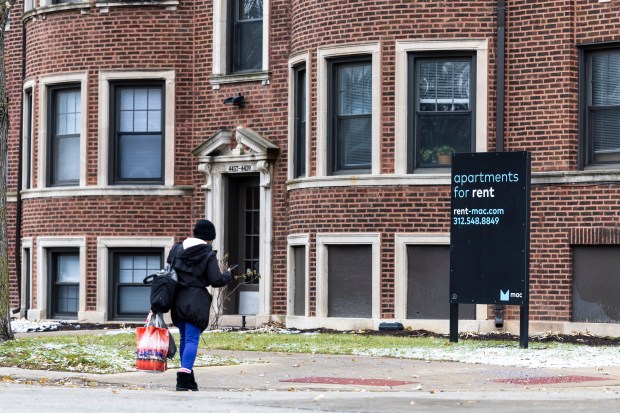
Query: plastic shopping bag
[{"left": 136, "top": 311, "right": 170, "bottom": 372}]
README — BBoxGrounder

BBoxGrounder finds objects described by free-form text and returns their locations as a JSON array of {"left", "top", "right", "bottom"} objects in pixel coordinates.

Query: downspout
[
  {"left": 496, "top": 0, "right": 506, "bottom": 152},
  {"left": 12, "top": 23, "right": 26, "bottom": 315},
  {"left": 493, "top": 0, "right": 506, "bottom": 327}
]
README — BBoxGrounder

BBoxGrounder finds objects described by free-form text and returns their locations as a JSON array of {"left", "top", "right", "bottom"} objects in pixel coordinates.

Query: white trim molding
[
  {"left": 95, "top": 237, "right": 176, "bottom": 323},
  {"left": 316, "top": 42, "right": 382, "bottom": 177},
  {"left": 98, "top": 70, "right": 176, "bottom": 187},
  {"left": 38, "top": 72, "right": 88, "bottom": 188},
  {"left": 34, "top": 237, "right": 87, "bottom": 321},
  {"left": 194, "top": 127, "right": 279, "bottom": 317},
  {"left": 394, "top": 39, "right": 489, "bottom": 174},
  {"left": 287, "top": 53, "right": 311, "bottom": 180},
  {"left": 315, "top": 233, "right": 382, "bottom": 319},
  {"left": 286, "top": 234, "right": 310, "bottom": 317}
]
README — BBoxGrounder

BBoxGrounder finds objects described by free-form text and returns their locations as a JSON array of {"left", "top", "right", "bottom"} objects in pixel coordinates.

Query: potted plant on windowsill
[
  {"left": 435, "top": 145, "right": 455, "bottom": 165},
  {"left": 421, "top": 147, "right": 437, "bottom": 164}
]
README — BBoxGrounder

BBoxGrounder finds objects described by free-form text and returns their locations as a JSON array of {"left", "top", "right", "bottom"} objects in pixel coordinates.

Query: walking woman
[{"left": 168, "top": 219, "right": 232, "bottom": 391}]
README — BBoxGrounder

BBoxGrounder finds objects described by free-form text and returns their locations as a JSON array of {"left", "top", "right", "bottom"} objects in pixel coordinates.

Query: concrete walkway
[{"left": 2, "top": 347, "right": 619, "bottom": 395}]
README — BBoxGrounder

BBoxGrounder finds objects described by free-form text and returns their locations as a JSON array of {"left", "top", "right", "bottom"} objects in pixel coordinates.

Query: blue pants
[{"left": 176, "top": 321, "right": 201, "bottom": 371}]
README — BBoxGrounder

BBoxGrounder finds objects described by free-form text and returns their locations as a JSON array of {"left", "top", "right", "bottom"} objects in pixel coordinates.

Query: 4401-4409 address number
[{"left": 453, "top": 216, "right": 500, "bottom": 225}]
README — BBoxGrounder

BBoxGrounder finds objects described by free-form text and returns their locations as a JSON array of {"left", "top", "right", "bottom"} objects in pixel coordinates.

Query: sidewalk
[{"left": 2, "top": 346, "right": 620, "bottom": 395}]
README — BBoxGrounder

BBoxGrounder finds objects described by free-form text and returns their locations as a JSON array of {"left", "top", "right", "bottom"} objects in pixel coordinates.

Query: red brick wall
[{"left": 4, "top": 1, "right": 620, "bottom": 324}]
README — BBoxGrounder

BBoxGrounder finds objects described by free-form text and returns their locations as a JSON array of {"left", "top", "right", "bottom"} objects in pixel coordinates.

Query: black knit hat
[{"left": 193, "top": 219, "right": 216, "bottom": 241}]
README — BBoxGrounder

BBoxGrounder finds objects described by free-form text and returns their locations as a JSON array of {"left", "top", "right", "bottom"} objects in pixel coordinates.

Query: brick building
[{"left": 4, "top": 0, "right": 620, "bottom": 336}]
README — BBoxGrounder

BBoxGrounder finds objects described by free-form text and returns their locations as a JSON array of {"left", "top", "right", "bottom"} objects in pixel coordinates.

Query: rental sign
[{"left": 450, "top": 151, "right": 531, "bottom": 306}]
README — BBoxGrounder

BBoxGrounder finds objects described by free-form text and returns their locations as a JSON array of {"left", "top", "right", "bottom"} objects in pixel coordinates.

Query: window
[
  {"left": 328, "top": 57, "right": 372, "bottom": 175},
  {"left": 109, "top": 249, "right": 162, "bottom": 320},
  {"left": 327, "top": 245, "right": 372, "bottom": 318},
  {"left": 409, "top": 54, "right": 475, "bottom": 171},
  {"left": 573, "top": 246, "right": 620, "bottom": 322},
  {"left": 23, "top": 87, "right": 33, "bottom": 190},
  {"left": 48, "top": 85, "right": 80, "bottom": 186},
  {"left": 229, "top": 0, "right": 263, "bottom": 74},
  {"left": 211, "top": 0, "right": 269, "bottom": 83},
  {"left": 584, "top": 47, "right": 620, "bottom": 166},
  {"left": 293, "top": 64, "right": 307, "bottom": 178},
  {"left": 48, "top": 249, "right": 80, "bottom": 319},
  {"left": 406, "top": 245, "right": 475, "bottom": 319},
  {"left": 22, "top": 243, "right": 32, "bottom": 314},
  {"left": 315, "top": 233, "right": 381, "bottom": 322},
  {"left": 110, "top": 82, "right": 164, "bottom": 184}
]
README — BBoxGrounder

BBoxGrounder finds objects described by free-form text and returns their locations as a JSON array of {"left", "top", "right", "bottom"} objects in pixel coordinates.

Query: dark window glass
[
  {"left": 406, "top": 245, "right": 475, "bottom": 319},
  {"left": 49, "top": 250, "right": 79, "bottom": 319},
  {"left": 409, "top": 55, "right": 475, "bottom": 171},
  {"left": 293, "top": 65, "right": 307, "bottom": 178},
  {"left": 573, "top": 246, "right": 620, "bottom": 322},
  {"left": 24, "top": 248, "right": 31, "bottom": 311},
  {"left": 328, "top": 58, "right": 372, "bottom": 174},
  {"left": 110, "top": 82, "right": 164, "bottom": 184},
  {"left": 242, "top": 184, "right": 260, "bottom": 279},
  {"left": 49, "top": 86, "right": 80, "bottom": 186},
  {"left": 109, "top": 249, "right": 162, "bottom": 320},
  {"left": 293, "top": 245, "right": 306, "bottom": 316},
  {"left": 25, "top": 89, "right": 33, "bottom": 189},
  {"left": 230, "top": 0, "right": 263, "bottom": 73},
  {"left": 327, "top": 245, "right": 372, "bottom": 318},
  {"left": 586, "top": 49, "right": 620, "bottom": 165}
]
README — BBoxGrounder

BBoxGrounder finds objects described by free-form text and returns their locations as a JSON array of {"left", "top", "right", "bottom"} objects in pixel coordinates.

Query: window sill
[
  {"left": 95, "top": 0, "right": 179, "bottom": 11},
  {"left": 23, "top": 2, "right": 90, "bottom": 20},
  {"left": 210, "top": 71, "right": 271, "bottom": 89},
  {"left": 286, "top": 173, "right": 452, "bottom": 191},
  {"left": 583, "top": 163, "right": 620, "bottom": 172},
  {"left": 21, "top": 185, "right": 194, "bottom": 200},
  {"left": 23, "top": 0, "right": 178, "bottom": 20},
  {"left": 286, "top": 168, "right": 620, "bottom": 191}
]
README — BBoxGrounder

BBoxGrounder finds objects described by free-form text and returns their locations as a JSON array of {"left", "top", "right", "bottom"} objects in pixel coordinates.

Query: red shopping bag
[{"left": 136, "top": 312, "right": 170, "bottom": 372}]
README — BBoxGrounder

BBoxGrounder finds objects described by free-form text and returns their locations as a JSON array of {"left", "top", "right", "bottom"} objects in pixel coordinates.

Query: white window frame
[
  {"left": 287, "top": 53, "right": 310, "bottom": 180},
  {"left": 98, "top": 70, "right": 176, "bottom": 187},
  {"left": 394, "top": 39, "right": 489, "bottom": 174},
  {"left": 211, "top": 0, "right": 271, "bottom": 87},
  {"left": 315, "top": 233, "right": 381, "bottom": 325},
  {"left": 287, "top": 234, "right": 310, "bottom": 317},
  {"left": 22, "top": 79, "right": 35, "bottom": 190},
  {"left": 96, "top": 237, "right": 175, "bottom": 323},
  {"left": 38, "top": 72, "right": 88, "bottom": 188},
  {"left": 317, "top": 43, "right": 381, "bottom": 177},
  {"left": 34, "top": 236, "right": 87, "bottom": 320}
]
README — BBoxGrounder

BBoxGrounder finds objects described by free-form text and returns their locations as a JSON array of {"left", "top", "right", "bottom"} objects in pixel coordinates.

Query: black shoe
[
  {"left": 189, "top": 370, "right": 199, "bottom": 391},
  {"left": 176, "top": 371, "right": 198, "bottom": 391}
]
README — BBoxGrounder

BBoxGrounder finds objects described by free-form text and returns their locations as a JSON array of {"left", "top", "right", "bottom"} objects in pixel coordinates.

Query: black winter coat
[{"left": 168, "top": 241, "right": 231, "bottom": 331}]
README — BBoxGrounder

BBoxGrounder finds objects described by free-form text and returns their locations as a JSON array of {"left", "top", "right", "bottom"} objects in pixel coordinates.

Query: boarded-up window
[
  {"left": 327, "top": 245, "right": 372, "bottom": 318},
  {"left": 407, "top": 245, "right": 475, "bottom": 319},
  {"left": 293, "top": 245, "right": 306, "bottom": 316},
  {"left": 573, "top": 246, "right": 620, "bottom": 322}
]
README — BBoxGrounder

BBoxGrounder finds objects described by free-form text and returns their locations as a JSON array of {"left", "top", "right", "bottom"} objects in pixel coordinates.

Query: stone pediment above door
[
  {"left": 193, "top": 126, "right": 279, "bottom": 189},
  {"left": 192, "top": 126, "right": 279, "bottom": 161}
]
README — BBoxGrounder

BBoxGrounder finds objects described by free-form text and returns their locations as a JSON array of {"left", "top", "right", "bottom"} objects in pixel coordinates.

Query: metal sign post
[{"left": 449, "top": 151, "right": 531, "bottom": 348}]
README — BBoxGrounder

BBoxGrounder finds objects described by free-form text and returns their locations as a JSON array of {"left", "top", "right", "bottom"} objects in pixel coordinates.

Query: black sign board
[
  {"left": 449, "top": 151, "right": 531, "bottom": 348},
  {"left": 450, "top": 151, "right": 531, "bottom": 305}
]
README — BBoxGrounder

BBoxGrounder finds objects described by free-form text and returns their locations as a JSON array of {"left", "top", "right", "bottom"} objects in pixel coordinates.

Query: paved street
[{"left": 1, "top": 348, "right": 620, "bottom": 412}]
